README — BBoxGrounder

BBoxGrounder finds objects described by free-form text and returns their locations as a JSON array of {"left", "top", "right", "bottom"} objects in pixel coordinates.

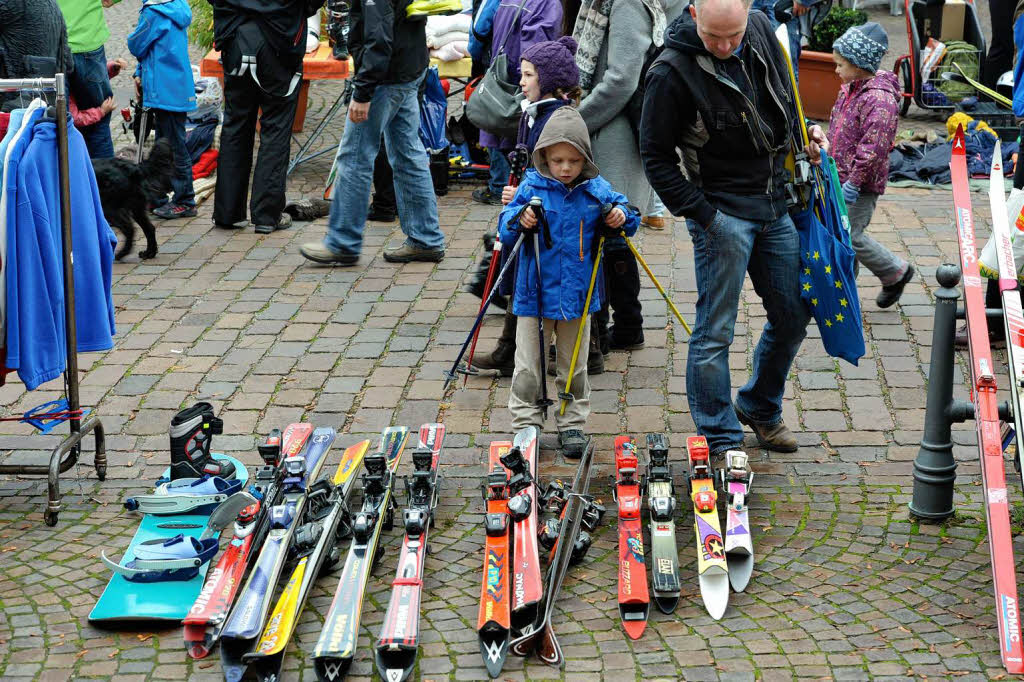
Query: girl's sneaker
[{"left": 152, "top": 203, "right": 197, "bottom": 220}]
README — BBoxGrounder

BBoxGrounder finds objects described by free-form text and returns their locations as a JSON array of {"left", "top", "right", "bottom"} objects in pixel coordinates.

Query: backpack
[{"left": 624, "top": 40, "right": 663, "bottom": 143}]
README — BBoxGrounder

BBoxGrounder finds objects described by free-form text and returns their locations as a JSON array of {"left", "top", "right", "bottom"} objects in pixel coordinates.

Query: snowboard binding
[
  {"left": 124, "top": 475, "right": 244, "bottom": 515},
  {"left": 170, "top": 403, "right": 234, "bottom": 481}
]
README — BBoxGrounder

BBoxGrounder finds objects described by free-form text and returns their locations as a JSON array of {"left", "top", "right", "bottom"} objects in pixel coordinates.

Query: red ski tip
[
  {"left": 622, "top": 618, "right": 647, "bottom": 640},
  {"left": 952, "top": 124, "right": 965, "bottom": 153}
]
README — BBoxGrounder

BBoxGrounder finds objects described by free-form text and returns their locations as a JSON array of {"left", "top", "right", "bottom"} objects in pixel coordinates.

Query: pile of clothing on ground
[
  {"left": 427, "top": 13, "right": 471, "bottom": 61},
  {"left": 887, "top": 112, "right": 1018, "bottom": 185}
]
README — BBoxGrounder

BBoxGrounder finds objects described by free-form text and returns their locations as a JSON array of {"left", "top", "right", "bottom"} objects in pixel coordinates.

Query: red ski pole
[{"left": 462, "top": 147, "right": 530, "bottom": 386}]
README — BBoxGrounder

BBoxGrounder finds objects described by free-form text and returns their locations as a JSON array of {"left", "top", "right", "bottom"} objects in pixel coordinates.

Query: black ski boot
[
  {"left": 169, "top": 403, "right": 235, "bottom": 480},
  {"left": 604, "top": 246, "right": 645, "bottom": 351},
  {"left": 327, "top": 0, "right": 350, "bottom": 60},
  {"left": 465, "top": 232, "right": 507, "bottom": 309},
  {"left": 469, "top": 307, "right": 517, "bottom": 376}
]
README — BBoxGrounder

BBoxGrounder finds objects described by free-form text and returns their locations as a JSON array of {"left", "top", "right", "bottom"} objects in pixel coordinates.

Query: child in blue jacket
[
  {"left": 127, "top": 0, "right": 197, "bottom": 219},
  {"left": 498, "top": 107, "right": 639, "bottom": 459}
]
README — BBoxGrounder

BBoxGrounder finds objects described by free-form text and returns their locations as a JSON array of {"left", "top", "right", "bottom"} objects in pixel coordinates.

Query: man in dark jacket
[
  {"left": 300, "top": 0, "right": 445, "bottom": 265},
  {"left": 640, "top": 0, "right": 828, "bottom": 458},
  {"left": 211, "top": 0, "right": 324, "bottom": 234}
]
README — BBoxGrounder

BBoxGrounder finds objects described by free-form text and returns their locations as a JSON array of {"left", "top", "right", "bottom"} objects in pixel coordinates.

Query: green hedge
[{"left": 807, "top": 6, "right": 869, "bottom": 54}]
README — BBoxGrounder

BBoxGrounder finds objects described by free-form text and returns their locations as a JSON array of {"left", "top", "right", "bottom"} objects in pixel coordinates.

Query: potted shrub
[{"left": 798, "top": 5, "right": 868, "bottom": 120}]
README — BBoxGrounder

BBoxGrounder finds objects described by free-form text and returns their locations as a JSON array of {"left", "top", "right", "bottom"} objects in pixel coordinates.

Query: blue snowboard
[{"left": 88, "top": 454, "right": 248, "bottom": 625}]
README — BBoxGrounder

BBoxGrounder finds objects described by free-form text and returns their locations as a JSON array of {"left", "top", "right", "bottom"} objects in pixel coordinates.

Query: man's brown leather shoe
[{"left": 735, "top": 405, "right": 798, "bottom": 453}]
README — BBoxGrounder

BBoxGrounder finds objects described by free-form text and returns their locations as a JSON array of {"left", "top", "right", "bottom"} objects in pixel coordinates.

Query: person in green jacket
[{"left": 56, "top": 0, "right": 120, "bottom": 158}]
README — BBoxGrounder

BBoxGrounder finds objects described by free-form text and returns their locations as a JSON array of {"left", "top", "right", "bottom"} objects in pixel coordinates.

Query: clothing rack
[{"left": 0, "top": 75, "right": 106, "bottom": 526}]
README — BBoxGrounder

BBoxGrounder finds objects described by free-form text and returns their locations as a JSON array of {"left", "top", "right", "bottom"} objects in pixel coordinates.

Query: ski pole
[
  {"left": 529, "top": 197, "right": 554, "bottom": 418},
  {"left": 443, "top": 232, "right": 527, "bottom": 388},
  {"left": 618, "top": 232, "right": 693, "bottom": 336},
  {"left": 559, "top": 204, "right": 614, "bottom": 415},
  {"left": 559, "top": 240, "right": 603, "bottom": 415},
  {"left": 462, "top": 147, "right": 531, "bottom": 385}
]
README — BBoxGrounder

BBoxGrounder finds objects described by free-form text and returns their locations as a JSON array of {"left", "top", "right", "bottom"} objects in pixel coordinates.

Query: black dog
[{"left": 91, "top": 139, "right": 174, "bottom": 260}]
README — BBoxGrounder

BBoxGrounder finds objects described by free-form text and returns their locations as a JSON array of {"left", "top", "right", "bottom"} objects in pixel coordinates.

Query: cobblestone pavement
[{"left": 0, "top": 2, "right": 1021, "bottom": 681}]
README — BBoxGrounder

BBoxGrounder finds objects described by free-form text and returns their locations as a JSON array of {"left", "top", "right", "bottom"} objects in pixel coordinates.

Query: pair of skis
[
  {"left": 313, "top": 423, "right": 446, "bottom": 682},
  {"left": 949, "top": 125, "right": 1024, "bottom": 674},
  {"left": 477, "top": 428, "right": 594, "bottom": 674},
  {"left": 481, "top": 426, "right": 585, "bottom": 675}
]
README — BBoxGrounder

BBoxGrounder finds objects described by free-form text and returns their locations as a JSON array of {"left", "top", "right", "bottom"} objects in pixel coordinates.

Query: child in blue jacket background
[
  {"left": 127, "top": 0, "right": 197, "bottom": 220},
  {"left": 498, "top": 107, "right": 639, "bottom": 459}
]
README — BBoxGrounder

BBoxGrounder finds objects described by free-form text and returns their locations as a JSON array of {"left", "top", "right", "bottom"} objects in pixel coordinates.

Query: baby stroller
[{"left": 892, "top": 0, "right": 986, "bottom": 116}]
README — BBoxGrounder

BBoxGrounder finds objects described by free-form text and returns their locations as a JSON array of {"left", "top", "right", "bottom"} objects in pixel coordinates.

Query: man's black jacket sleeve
[
  {"left": 639, "top": 62, "right": 718, "bottom": 229},
  {"left": 352, "top": 0, "right": 395, "bottom": 102}
]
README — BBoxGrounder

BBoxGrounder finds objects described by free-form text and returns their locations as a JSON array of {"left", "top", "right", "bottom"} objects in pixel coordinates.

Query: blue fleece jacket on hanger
[{"left": 7, "top": 118, "right": 117, "bottom": 390}]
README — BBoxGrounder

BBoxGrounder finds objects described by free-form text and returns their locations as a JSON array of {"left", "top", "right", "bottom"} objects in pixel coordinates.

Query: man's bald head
[{"left": 690, "top": 0, "right": 752, "bottom": 59}]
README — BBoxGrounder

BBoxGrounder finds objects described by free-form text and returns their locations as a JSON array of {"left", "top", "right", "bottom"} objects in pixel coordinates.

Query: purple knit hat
[{"left": 520, "top": 36, "right": 580, "bottom": 97}]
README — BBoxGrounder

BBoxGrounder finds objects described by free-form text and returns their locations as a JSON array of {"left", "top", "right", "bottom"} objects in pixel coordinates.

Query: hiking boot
[
  {"left": 255, "top": 213, "right": 292, "bottom": 234},
  {"left": 642, "top": 215, "right": 666, "bottom": 230},
  {"left": 383, "top": 241, "right": 445, "bottom": 263},
  {"left": 465, "top": 237, "right": 508, "bottom": 309},
  {"left": 608, "top": 326, "right": 645, "bottom": 351},
  {"left": 735, "top": 404, "right": 798, "bottom": 453},
  {"left": 300, "top": 242, "right": 360, "bottom": 265},
  {"left": 214, "top": 220, "right": 247, "bottom": 230},
  {"left": 472, "top": 188, "right": 503, "bottom": 206},
  {"left": 954, "top": 322, "right": 1005, "bottom": 349},
  {"left": 559, "top": 429, "right": 587, "bottom": 460},
  {"left": 876, "top": 264, "right": 914, "bottom": 309},
  {"left": 470, "top": 309, "right": 517, "bottom": 376},
  {"left": 152, "top": 203, "right": 197, "bottom": 220},
  {"left": 367, "top": 204, "right": 397, "bottom": 222}
]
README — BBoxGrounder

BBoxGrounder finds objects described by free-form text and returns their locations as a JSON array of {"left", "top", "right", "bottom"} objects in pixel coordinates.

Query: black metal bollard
[{"left": 910, "top": 264, "right": 964, "bottom": 520}]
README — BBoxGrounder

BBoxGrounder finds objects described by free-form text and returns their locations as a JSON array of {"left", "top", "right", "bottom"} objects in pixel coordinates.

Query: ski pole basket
[{"left": 0, "top": 75, "right": 106, "bottom": 527}]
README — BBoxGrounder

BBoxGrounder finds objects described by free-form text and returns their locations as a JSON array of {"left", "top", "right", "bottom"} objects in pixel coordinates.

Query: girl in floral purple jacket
[{"left": 830, "top": 22, "right": 913, "bottom": 309}]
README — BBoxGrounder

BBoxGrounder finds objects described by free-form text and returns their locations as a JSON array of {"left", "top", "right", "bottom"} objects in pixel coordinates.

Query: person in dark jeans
[
  {"left": 211, "top": 0, "right": 325, "bottom": 234},
  {"left": 71, "top": 47, "right": 115, "bottom": 158},
  {"left": 985, "top": 0, "right": 1015, "bottom": 88},
  {"left": 369, "top": 138, "right": 398, "bottom": 221},
  {"left": 57, "top": 0, "right": 119, "bottom": 158}
]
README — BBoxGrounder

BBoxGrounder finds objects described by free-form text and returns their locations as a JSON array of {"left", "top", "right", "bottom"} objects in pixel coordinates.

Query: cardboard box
[{"left": 940, "top": 0, "right": 966, "bottom": 42}]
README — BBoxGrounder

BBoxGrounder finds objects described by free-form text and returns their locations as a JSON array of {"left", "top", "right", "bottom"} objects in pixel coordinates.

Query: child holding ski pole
[
  {"left": 829, "top": 22, "right": 913, "bottom": 308},
  {"left": 498, "top": 107, "right": 639, "bottom": 459},
  {"left": 469, "top": 37, "right": 598, "bottom": 378}
]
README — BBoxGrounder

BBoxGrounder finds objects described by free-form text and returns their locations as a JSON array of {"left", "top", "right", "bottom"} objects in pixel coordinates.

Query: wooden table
[{"left": 200, "top": 43, "right": 350, "bottom": 132}]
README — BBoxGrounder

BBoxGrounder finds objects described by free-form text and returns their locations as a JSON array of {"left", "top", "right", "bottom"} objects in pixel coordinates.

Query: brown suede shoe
[{"left": 735, "top": 405, "right": 798, "bottom": 453}]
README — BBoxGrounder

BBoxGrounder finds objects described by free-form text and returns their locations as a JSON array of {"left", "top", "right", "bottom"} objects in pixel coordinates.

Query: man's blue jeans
[
  {"left": 488, "top": 147, "right": 510, "bottom": 194},
  {"left": 70, "top": 46, "right": 114, "bottom": 159},
  {"left": 684, "top": 210, "right": 811, "bottom": 455},
  {"left": 325, "top": 73, "right": 444, "bottom": 255}
]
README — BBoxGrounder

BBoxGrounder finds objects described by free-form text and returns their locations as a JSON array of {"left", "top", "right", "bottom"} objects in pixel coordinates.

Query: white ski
[{"left": 988, "top": 141, "right": 1024, "bottom": 489}]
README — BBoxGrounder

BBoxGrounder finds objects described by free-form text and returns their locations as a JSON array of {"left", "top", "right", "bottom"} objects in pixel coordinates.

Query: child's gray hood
[{"left": 531, "top": 107, "right": 600, "bottom": 182}]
